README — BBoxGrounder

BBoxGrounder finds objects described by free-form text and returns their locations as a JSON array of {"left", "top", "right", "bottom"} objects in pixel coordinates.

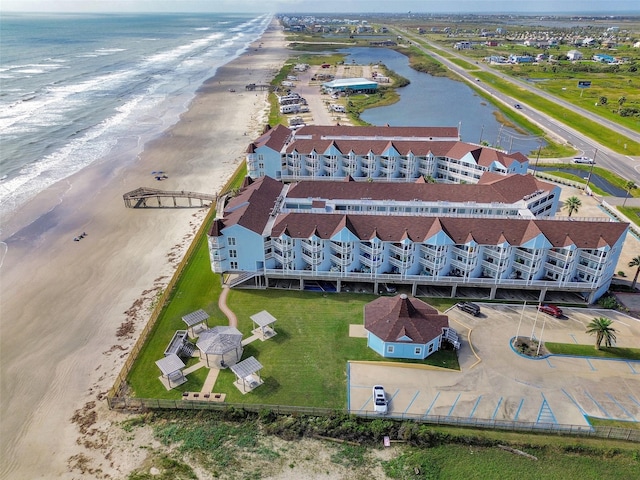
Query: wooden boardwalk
[{"left": 123, "top": 187, "right": 217, "bottom": 208}]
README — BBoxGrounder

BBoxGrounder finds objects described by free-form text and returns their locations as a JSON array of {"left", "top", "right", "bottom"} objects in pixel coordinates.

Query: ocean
[{"left": 0, "top": 12, "right": 271, "bottom": 228}]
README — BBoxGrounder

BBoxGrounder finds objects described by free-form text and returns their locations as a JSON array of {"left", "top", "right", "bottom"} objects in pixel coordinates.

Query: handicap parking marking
[
  {"left": 513, "top": 398, "right": 525, "bottom": 421},
  {"left": 585, "top": 389, "right": 611, "bottom": 418},
  {"left": 424, "top": 391, "right": 441, "bottom": 417},
  {"left": 468, "top": 395, "right": 482, "bottom": 418},
  {"left": 536, "top": 393, "right": 557, "bottom": 424},
  {"left": 605, "top": 393, "right": 637, "bottom": 421},
  {"left": 404, "top": 390, "right": 421, "bottom": 414},
  {"left": 358, "top": 395, "right": 373, "bottom": 412}
]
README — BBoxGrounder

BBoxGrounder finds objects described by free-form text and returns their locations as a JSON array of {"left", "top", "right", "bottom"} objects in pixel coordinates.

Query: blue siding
[{"left": 368, "top": 333, "right": 442, "bottom": 359}]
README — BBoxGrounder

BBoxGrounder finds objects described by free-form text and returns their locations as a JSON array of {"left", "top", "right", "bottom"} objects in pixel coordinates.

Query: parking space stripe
[
  {"left": 492, "top": 397, "right": 503, "bottom": 420},
  {"left": 404, "top": 390, "right": 421, "bottom": 414},
  {"left": 561, "top": 388, "right": 588, "bottom": 415},
  {"left": 629, "top": 395, "right": 640, "bottom": 408},
  {"left": 546, "top": 358, "right": 555, "bottom": 368},
  {"left": 359, "top": 396, "right": 372, "bottom": 412},
  {"left": 424, "top": 392, "right": 440, "bottom": 417},
  {"left": 514, "top": 398, "right": 525, "bottom": 420},
  {"left": 585, "top": 390, "right": 611, "bottom": 418},
  {"left": 447, "top": 393, "right": 461, "bottom": 417},
  {"left": 605, "top": 393, "right": 637, "bottom": 421},
  {"left": 469, "top": 395, "right": 482, "bottom": 418},
  {"left": 569, "top": 333, "right": 578, "bottom": 344},
  {"left": 586, "top": 358, "right": 596, "bottom": 371},
  {"left": 627, "top": 362, "right": 638, "bottom": 374}
]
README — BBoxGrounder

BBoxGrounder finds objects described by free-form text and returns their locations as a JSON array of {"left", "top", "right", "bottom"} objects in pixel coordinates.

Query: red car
[{"left": 539, "top": 304, "right": 563, "bottom": 318}]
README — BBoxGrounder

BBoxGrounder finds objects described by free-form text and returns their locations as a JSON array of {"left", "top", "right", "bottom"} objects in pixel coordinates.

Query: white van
[{"left": 331, "top": 104, "right": 345, "bottom": 113}]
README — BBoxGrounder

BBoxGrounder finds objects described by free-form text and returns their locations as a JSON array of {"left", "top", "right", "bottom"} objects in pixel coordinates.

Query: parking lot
[{"left": 348, "top": 304, "right": 640, "bottom": 427}]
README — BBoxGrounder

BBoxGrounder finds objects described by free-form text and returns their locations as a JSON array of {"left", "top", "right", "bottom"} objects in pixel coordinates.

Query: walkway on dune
[{"left": 218, "top": 285, "right": 238, "bottom": 328}]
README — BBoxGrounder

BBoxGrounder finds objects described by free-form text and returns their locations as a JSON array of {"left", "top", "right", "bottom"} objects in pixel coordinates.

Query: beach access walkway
[{"left": 123, "top": 187, "right": 216, "bottom": 208}]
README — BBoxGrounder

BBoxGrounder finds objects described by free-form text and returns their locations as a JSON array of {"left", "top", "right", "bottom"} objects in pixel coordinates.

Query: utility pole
[
  {"left": 534, "top": 143, "right": 542, "bottom": 177},
  {"left": 585, "top": 149, "right": 597, "bottom": 194}
]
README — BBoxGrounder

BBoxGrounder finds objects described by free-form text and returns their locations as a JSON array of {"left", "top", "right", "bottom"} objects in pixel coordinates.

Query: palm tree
[
  {"left": 564, "top": 196, "right": 582, "bottom": 217},
  {"left": 622, "top": 181, "right": 636, "bottom": 207},
  {"left": 586, "top": 317, "right": 617, "bottom": 350},
  {"left": 629, "top": 255, "right": 640, "bottom": 291}
]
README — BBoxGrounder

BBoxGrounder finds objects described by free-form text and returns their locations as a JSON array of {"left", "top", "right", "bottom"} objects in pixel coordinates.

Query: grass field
[
  {"left": 545, "top": 342, "right": 640, "bottom": 361},
  {"left": 126, "top": 235, "right": 459, "bottom": 405}
]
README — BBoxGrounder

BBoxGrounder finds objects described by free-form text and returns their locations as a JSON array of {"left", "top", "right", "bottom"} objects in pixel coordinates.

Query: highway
[{"left": 391, "top": 27, "right": 640, "bottom": 184}]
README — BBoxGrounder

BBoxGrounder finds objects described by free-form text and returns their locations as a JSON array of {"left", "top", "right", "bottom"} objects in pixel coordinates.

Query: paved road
[{"left": 392, "top": 27, "right": 640, "bottom": 184}]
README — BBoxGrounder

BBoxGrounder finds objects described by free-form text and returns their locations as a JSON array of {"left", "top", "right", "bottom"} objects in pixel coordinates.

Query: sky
[{"left": 1, "top": 0, "right": 639, "bottom": 14}]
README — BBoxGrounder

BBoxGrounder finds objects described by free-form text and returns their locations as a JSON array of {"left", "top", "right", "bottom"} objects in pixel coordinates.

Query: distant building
[
  {"left": 454, "top": 41, "right": 472, "bottom": 50},
  {"left": 593, "top": 53, "right": 615, "bottom": 63},
  {"left": 321, "top": 77, "right": 378, "bottom": 94},
  {"left": 508, "top": 54, "right": 535, "bottom": 64},
  {"left": 567, "top": 50, "right": 583, "bottom": 61}
]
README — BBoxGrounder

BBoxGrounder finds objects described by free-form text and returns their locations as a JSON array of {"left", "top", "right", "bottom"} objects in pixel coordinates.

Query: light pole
[
  {"left": 584, "top": 149, "right": 597, "bottom": 195},
  {"left": 534, "top": 143, "right": 542, "bottom": 178}
]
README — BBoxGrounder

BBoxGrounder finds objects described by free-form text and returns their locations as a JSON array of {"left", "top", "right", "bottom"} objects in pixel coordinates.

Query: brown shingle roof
[
  {"left": 294, "top": 125, "right": 459, "bottom": 140},
  {"left": 286, "top": 173, "right": 553, "bottom": 204},
  {"left": 222, "top": 176, "right": 283, "bottom": 234},
  {"left": 247, "top": 124, "right": 292, "bottom": 153},
  {"left": 270, "top": 213, "right": 628, "bottom": 248},
  {"left": 364, "top": 295, "right": 449, "bottom": 344}
]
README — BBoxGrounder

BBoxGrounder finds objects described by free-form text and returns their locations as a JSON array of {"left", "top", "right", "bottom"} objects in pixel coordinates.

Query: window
[
  {"left": 387, "top": 345, "right": 394, "bottom": 354},
  {"left": 228, "top": 237, "right": 236, "bottom": 246},
  {"left": 414, "top": 347, "right": 422, "bottom": 355},
  {"left": 229, "top": 249, "right": 237, "bottom": 258},
  {"left": 230, "top": 261, "right": 238, "bottom": 269},
  {"left": 428, "top": 344, "right": 434, "bottom": 353}
]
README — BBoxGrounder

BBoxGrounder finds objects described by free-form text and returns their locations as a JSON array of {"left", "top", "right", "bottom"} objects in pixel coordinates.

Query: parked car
[
  {"left": 573, "top": 156, "right": 594, "bottom": 164},
  {"left": 539, "top": 304, "right": 563, "bottom": 318},
  {"left": 372, "top": 385, "right": 388, "bottom": 414},
  {"left": 457, "top": 302, "right": 481, "bottom": 316},
  {"left": 379, "top": 283, "right": 397, "bottom": 294}
]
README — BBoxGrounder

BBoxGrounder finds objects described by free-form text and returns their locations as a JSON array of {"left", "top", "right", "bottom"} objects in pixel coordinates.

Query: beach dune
[{"left": 0, "top": 22, "right": 289, "bottom": 479}]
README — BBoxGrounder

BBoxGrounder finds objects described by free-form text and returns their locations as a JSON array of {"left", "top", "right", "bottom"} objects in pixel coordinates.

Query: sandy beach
[{"left": 0, "top": 21, "right": 290, "bottom": 479}]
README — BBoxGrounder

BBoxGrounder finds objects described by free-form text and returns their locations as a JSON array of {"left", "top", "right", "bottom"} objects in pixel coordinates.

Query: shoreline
[{"left": 0, "top": 20, "right": 290, "bottom": 479}]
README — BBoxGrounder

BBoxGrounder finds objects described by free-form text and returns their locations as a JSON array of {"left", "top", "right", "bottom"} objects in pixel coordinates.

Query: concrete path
[
  {"left": 218, "top": 285, "right": 238, "bottom": 327},
  {"left": 201, "top": 368, "right": 220, "bottom": 393}
]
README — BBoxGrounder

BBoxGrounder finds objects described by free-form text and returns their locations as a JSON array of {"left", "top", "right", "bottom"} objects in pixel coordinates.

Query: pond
[{"left": 340, "top": 47, "right": 545, "bottom": 155}]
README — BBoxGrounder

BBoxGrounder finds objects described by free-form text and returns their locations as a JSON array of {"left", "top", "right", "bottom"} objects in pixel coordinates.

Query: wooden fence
[
  {"left": 107, "top": 164, "right": 243, "bottom": 400},
  {"left": 105, "top": 396, "right": 640, "bottom": 443}
]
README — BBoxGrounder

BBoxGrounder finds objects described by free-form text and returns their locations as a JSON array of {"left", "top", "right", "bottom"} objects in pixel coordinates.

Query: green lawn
[
  {"left": 127, "top": 239, "right": 459, "bottom": 406},
  {"left": 545, "top": 342, "right": 640, "bottom": 360}
]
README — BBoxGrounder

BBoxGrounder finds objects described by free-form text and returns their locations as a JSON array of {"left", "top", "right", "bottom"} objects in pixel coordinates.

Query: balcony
[
  {"left": 301, "top": 250, "right": 323, "bottom": 265},
  {"left": 330, "top": 253, "right": 352, "bottom": 266},
  {"left": 361, "top": 242, "right": 383, "bottom": 256},
  {"left": 579, "top": 251, "right": 606, "bottom": 263},
  {"left": 389, "top": 254, "right": 413, "bottom": 270},
  {"left": 273, "top": 240, "right": 294, "bottom": 252},
  {"left": 211, "top": 260, "right": 224, "bottom": 272},
  {"left": 547, "top": 249, "right": 573, "bottom": 262},
  {"left": 209, "top": 237, "right": 224, "bottom": 249},
  {"left": 513, "top": 248, "right": 537, "bottom": 262},
  {"left": 301, "top": 240, "right": 323, "bottom": 253},
  {"left": 389, "top": 243, "right": 412, "bottom": 257},
  {"left": 360, "top": 253, "right": 382, "bottom": 268},
  {"left": 330, "top": 241, "right": 353, "bottom": 255},
  {"left": 418, "top": 255, "right": 445, "bottom": 270}
]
